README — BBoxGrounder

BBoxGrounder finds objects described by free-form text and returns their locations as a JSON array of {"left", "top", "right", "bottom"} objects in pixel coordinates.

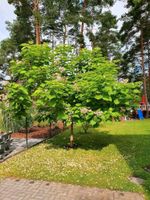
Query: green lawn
[{"left": 1, "top": 120, "right": 150, "bottom": 199}]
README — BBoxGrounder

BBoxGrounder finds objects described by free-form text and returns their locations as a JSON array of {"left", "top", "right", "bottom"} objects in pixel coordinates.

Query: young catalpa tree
[
  {"left": 55, "top": 47, "right": 141, "bottom": 146},
  {"left": 5, "top": 43, "right": 140, "bottom": 148},
  {"left": 32, "top": 80, "right": 69, "bottom": 136},
  {"left": 7, "top": 83, "right": 32, "bottom": 148},
  {"left": 4, "top": 43, "right": 56, "bottom": 144},
  {"left": 75, "top": 48, "right": 140, "bottom": 121}
]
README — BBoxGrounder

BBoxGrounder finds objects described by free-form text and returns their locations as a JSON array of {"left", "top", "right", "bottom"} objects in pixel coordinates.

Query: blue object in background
[{"left": 137, "top": 109, "right": 144, "bottom": 120}]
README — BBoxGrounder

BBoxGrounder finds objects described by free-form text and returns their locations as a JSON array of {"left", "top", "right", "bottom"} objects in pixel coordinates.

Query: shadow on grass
[
  {"left": 112, "top": 134, "right": 150, "bottom": 197},
  {"left": 45, "top": 128, "right": 150, "bottom": 197},
  {"left": 46, "top": 129, "right": 111, "bottom": 150}
]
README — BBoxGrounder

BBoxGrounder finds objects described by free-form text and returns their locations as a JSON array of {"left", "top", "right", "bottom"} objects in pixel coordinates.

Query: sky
[
  {"left": 0, "top": 0, "right": 127, "bottom": 42},
  {"left": 0, "top": 0, "right": 16, "bottom": 41}
]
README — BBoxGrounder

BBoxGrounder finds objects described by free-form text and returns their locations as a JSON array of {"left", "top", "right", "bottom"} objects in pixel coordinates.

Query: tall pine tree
[{"left": 120, "top": 0, "right": 150, "bottom": 117}]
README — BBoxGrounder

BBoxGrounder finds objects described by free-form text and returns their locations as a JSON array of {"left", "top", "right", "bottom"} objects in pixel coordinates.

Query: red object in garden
[{"left": 141, "top": 95, "right": 147, "bottom": 105}]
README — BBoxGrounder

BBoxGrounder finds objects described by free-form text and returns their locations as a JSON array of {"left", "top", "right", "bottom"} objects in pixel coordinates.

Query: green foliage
[
  {"left": 6, "top": 44, "right": 140, "bottom": 135},
  {"left": 7, "top": 83, "right": 32, "bottom": 118},
  {"left": 79, "top": 108, "right": 102, "bottom": 133},
  {"left": 33, "top": 80, "right": 68, "bottom": 123},
  {"left": 0, "top": 83, "right": 32, "bottom": 134},
  {"left": 75, "top": 48, "right": 141, "bottom": 121},
  {"left": 120, "top": 0, "right": 150, "bottom": 80},
  {"left": 0, "top": 38, "right": 16, "bottom": 65},
  {"left": 6, "top": 0, "right": 117, "bottom": 53},
  {"left": 7, "top": 0, "right": 34, "bottom": 47},
  {"left": 88, "top": 11, "right": 120, "bottom": 58},
  {"left": 10, "top": 43, "right": 54, "bottom": 93}
]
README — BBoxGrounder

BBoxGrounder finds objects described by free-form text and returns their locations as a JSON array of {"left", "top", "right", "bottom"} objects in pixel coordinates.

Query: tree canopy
[{"left": 5, "top": 43, "right": 140, "bottom": 146}]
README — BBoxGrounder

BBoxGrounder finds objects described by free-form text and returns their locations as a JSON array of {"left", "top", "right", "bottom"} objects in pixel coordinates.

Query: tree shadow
[
  {"left": 46, "top": 129, "right": 111, "bottom": 150},
  {"left": 111, "top": 134, "right": 150, "bottom": 196},
  {"left": 45, "top": 128, "right": 150, "bottom": 197}
]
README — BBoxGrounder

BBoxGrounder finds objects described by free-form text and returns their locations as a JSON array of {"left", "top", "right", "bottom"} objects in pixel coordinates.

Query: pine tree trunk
[
  {"left": 35, "top": 21, "right": 41, "bottom": 45},
  {"left": 52, "top": 30, "right": 55, "bottom": 49},
  {"left": 148, "top": 40, "right": 150, "bottom": 103},
  {"left": 75, "top": 32, "right": 78, "bottom": 55},
  {"left": 34, "top": 0, "right": 41, "bottom": 44},
  {"left": 80, "top": 0, "right": 86, "bottom": 50},
  {"left": 140, "top": 27, "right": 149, "bottom": 118},
  {"left": 63, "top": 25, "right": 67, "bottom": 45}
]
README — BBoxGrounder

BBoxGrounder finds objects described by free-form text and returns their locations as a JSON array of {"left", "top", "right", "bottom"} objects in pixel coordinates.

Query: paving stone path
[
  {"left": 10, "top": 138, "right": 44, "bottom": 155},
  {"left": 0, "top": 178, "right": 144, "bottom": 200},
  {"left": 0, "top": 138, "right": 44, "bottom": 162}
]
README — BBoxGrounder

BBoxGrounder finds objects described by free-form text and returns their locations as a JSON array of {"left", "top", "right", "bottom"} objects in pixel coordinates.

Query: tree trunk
[
  {"left": 140, "top": 27, "right": 149, "bottom": 118},
  {"left": 70, "top": 119, "right": 74, "bottom": 148},
  {"left": 33, "top": 0, "right": 41, "bottom": 45},
  {"left": 75, "top": 32, "right": 78, "bottom": 55},
  {"left": 62, "top": 120, "right": 66, "bottom": 131},
  {"left": 49, "top": 122, "right": 52, "bottom": 138},
  {"left": 63, "top": 25, "right": 67, "bottom": 45},
  {"left": 52, "top": 30, "right": 55, "bottom": 49},
  {"left": 147, "top": 40, "right": 150, "bottom": 103},
  {"left": 25, "top": 117, "right": 29, "bottom": 148},
  {"left": 80, "top": 0, "right": 86, "bottom": 50}
]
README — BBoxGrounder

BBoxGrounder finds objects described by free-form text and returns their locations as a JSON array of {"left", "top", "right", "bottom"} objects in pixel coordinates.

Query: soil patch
[
  {"left": 1, "top": 121, "right": 64, "bottom": 139},
  {"left": 12, "top": 127, "right": 50, "bottom": 139}
]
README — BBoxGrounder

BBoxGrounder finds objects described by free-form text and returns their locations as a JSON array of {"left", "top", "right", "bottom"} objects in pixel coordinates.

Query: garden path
[
  {"left": 0, "top": 138, "right": 44, "bottom": 162},
  {"left": 0, "top": 178, "right": 144, "bottom": 200}
]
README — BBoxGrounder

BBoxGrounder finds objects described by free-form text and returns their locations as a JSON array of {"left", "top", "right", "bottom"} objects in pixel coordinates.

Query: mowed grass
[{"left": 1, "top": 119, "right": 150, "bottom": 199}]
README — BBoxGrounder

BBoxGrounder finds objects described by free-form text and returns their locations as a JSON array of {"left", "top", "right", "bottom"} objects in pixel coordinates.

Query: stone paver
[
  {"left": 10, "top": 138, "right": 44, "bottom": 154},
  {"left": 0, "top": 138, "right": 44, "bottom": 162},
  {"left": 0, "top": 178, "right": 144, "bottom": 200}
]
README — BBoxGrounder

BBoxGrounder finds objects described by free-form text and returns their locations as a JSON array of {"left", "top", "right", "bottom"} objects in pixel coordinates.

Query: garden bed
[
  {"left": 11, "top": 127, "right": 50, "bottom": 139},
  {"left": 11, "top": 121, "right": 64, "bottom": 139}
]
